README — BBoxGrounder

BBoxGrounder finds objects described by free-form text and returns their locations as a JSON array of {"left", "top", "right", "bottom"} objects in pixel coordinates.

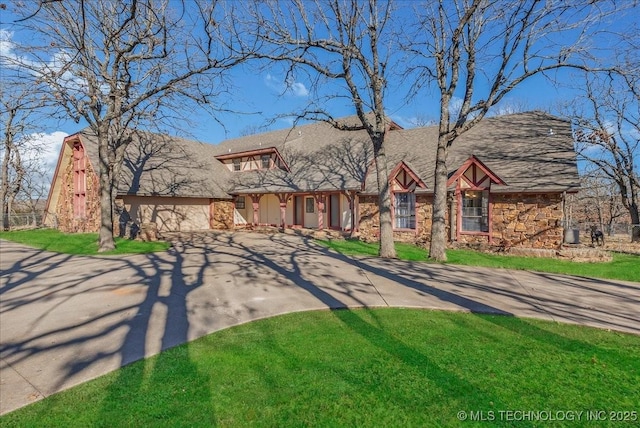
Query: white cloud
[
  {"left": 264, "top": 73, "right": 309, "bottom": 97},
  {"left": 448, "top": 96, "right": 463, "bottom": 120},
  {"left": 1, "top": 28, "right": 86, "bottom": 94},
  {"left": 0, "top": 28, "right": 18, "bottom": 62},
  {"left": 24, "top": 131, "right": 68, "bottom": 180},
  {"left": 288, "top": 81, "right": 309, "bottom": 97}
]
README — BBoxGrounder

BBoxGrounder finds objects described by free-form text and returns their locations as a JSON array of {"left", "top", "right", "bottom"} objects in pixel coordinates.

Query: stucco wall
[{"left": 122, "top": 196, "right": 212, "bottom": 233}]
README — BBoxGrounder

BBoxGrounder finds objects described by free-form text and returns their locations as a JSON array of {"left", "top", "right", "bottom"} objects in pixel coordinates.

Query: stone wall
[
  {"left": 55, "top": 156, "right": 101, "bottom": 233},
  {"left": 357, "top": 192, "right": 563, "bottom": 249},
  {"left": 491, "top": 193, "right": 563, "bottom": 249},
  {"left": 415, "top": 195, "right": 435, "bottom": 243},
  {"left": 357, "top": 196, "right": 379, "bottom": 242},
  {"left": 211, "top": 199, "right": 235, "bottom": 230},
  {"left": 358, "top": 194, "right": 438, "bottom": 245}
]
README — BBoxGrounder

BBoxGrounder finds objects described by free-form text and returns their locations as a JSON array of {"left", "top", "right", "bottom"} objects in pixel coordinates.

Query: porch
[{"left": 232, "top": 191, "right": 358, "bottom": 232}]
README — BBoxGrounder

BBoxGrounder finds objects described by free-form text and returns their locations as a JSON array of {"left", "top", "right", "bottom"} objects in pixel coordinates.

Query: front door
[
  {"left": 329, "top": 194, "right": 340, "bottom": 229},
  {"left": 294, "top": 196, "right": 304, "bottom": 226}
]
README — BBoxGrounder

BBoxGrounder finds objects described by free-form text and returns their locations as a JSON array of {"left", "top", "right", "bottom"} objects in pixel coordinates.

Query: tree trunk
[
  {"left": 630, "top": 203, "right": 640, "bottom": 242},
  {"left": 373, "top": 137, "right": 396, "bottom": 258},
  {"left": 1, "top": 140, "right": 12, "bottom": 231},
  {"left": 1, "top": 203, "right": 8, "bottom": 231},
  {"left": 429, "top": 136, "right": 449, "bottom": 261},
  {"left": 97, "top": 134, "right": 115, "bottom": 252}
]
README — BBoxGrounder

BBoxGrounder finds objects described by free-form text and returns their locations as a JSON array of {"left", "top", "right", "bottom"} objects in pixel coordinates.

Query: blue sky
[{"left": 0, "top": 1, "right": 636, "bottom": 180}]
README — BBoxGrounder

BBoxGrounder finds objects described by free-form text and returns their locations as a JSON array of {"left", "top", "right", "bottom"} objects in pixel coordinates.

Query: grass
[
  {"left": 316, "top": 239, "right": 640, "bottom": 283},
  {"left": 0, "top": 228, "right": 170, "bottom": 255},
  {"left": 2, "top": 309, "right": 638, "bottom": 427}
]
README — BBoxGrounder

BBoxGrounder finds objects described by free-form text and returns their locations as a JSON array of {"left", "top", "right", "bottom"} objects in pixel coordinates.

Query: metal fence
[
  {"left": 563, "top": 221, "right": 640, "bottom": 243},
  {"left": 0, "top": 212, "right": 44, "bottom": 230}
]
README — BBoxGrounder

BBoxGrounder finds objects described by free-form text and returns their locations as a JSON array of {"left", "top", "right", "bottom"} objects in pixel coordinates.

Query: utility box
[{"left": 564, "top": 228, "right": 580, "bottom": 244}]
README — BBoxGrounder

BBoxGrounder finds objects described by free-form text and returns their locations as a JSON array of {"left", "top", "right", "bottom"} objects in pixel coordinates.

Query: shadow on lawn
[
  {"left": 1, "top": 231, "right": 637, "bottom": 419},
  {"left": 0, "top": 238, "right": 218, "bottom": 420}
]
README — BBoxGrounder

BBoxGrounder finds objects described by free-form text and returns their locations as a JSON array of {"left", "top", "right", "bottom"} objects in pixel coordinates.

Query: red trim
[
  {"left": 455, "top": 188, "right": 461, "bottom": 241},
  {"left": 44, "top": 134, "right": 81, "bottom": 223},
  {"left": 72, "top": 141, "right": 87, "bottom": 218},
  {"left": 447, "top": 155, "right": 506, "bottom": 188},
  {"left": 277, "top": 193, "right": 290, "bottom": 229},
  {"left": 209, "top": 199, "right": 215, "bottom": 229},
  {"left": 488, "top": 193, "right": 493, "bottom": 244},
  {"left": 314, "top": 193, "right": 326, "bottom": 230},
  {"left": 216, "top": 147, "right": 291, "bottom": 172},
  {"left": 389, "top": 161, "right": 427, "bottom": 189},
  {"left": 457, "top": 186, "right": 491, "bottom": 242},
  {"left": 250, "top": 194, "right": 262, "bottom": 225},
  {"left": 391, "top": 190, "right": 417, "bottom": 233},
  {"left": 388, "top": 120, "right": 403, "bottom": 131}
]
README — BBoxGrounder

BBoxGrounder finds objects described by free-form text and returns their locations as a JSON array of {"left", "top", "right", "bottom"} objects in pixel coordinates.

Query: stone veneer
[
  {"left": 490, "top": 193, "right": 563, "bottom": 249},
  {"left": 56, "top": 155, "right": 100, "bottom": 233},
  {"left": 358, "top": 194, "right": 441, "bottom": 244},
  {"left": 357, "top": 196, "right": 379, "bottom": 242},
  {"left": 358, "top": 192, "right": 563, "bottom": 249},
  {"left": 211, "top": 199, "right": 235, "bottom": 230}
]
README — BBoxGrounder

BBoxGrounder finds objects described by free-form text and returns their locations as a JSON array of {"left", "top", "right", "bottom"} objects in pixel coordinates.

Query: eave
[{"left": 215, "top": 146, "right": 291, "bottom": 172}]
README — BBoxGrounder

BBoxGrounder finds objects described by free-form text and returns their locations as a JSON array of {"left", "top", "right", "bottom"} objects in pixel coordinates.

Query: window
[
  {"left": 235, "top": 196, "right": 245, "bottom": 210},
  {"left": 232, "top": 158, "right": 241, "bottom": 172},
  {"left": 394, "top": 192, "right": 415, "bottom": 229},
  {"left": 462, "top": 190, "right": 489, "bottom": 232},
  {"left": 261, "top": 154, "right": 270, "bottom": 169},
  {"left": 305, "top": 197, "right": 315, "bottom": 213}
]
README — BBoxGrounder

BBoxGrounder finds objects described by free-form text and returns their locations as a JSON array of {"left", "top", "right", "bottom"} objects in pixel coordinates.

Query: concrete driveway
[{"left": 1, "top": 231, "right": 639, "bottom": 415}]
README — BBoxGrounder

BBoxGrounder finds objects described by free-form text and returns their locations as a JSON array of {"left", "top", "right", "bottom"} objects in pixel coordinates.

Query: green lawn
[
  {"left": 316, "top": 239, "right": 640, "bottom": 283},
  {"left": 2, "top": 309, "right": 638, "bottom": 427},
  {"left": 0, "top": 228, "right": 170, "bottom": 255}
]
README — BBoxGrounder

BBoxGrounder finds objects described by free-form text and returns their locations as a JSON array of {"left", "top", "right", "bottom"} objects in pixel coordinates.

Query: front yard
[
  {"left": 316, "top": 239, "right": 640, "bottom": 283},
  {"left": 0, "top": 228, "right": 170, "bottom": 255},
  {"left": 2, "top": 309, "right": 638, "bottom": 426}
]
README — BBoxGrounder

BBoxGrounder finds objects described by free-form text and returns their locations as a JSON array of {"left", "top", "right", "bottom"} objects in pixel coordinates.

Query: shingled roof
[
  {"left": 365, "top": 111, "right": 580, "bottom": 194},
  {"left": 72, "top": 111, "right": 579, "bottom": 199},
  {"left": 76, "top": 129, "right": 232, "bottom": 199},
  {"left": 219, "top": 111, "right": 579, "bottom": 195}
]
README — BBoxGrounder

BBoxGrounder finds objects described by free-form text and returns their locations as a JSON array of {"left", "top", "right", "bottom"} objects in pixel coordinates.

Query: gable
[
  {"left": 44, "top": 134, "right": 89, "bottom": 221},
  {"left": 447, "top": 155, "right": 506, "bottom": 190},
  {"left": 389, "top": 161, "right": 427, "bottom": 191},
  {"left": 215, "top": 147, "right": 290, "bottom": 172}
]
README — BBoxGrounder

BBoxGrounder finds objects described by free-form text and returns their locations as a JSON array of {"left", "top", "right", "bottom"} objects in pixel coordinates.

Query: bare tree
[
  {"left": 407, "top": 0, "right": 623, "bottom": 260},
  {"left": 16, "top": 156, "right": 49, "bottom": 227},
  {"left": 232, "top": 0, "right": 400, "bottom": 257},
  {"left": 572, "top": 72, "right": 639, "bottom": 241},
  {"left": 0, "top": 69, "right": 50, "bottom": 230},
  {"left": 4, "top": 0, "right": 246, "bottom": 250},
  {"left": 578, "top": 170, "right": 627, "bottom": 234}
]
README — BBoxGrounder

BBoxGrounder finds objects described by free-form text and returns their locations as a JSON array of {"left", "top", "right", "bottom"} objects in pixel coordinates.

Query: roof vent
[{"left": 547, "top": 128, "right": 554, "bottom": 136}]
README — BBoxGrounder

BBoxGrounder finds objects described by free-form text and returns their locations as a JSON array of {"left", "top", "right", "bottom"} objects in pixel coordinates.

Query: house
[{"left": 44, "top": 111, "right": 580, "bottom": 248}]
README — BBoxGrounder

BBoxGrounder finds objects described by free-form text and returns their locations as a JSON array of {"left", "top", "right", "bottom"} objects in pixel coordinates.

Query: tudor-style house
[{"left": 44, "top": 111, "right": 580, "bottom": 248}]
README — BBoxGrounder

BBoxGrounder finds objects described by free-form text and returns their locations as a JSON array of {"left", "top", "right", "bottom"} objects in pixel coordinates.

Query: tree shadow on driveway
[{"left": 1, "top": 231, "right": 638, "bottom": 417}]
